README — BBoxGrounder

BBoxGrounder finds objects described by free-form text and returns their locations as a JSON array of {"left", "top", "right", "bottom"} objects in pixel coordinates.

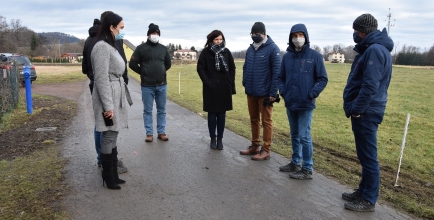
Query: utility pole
[{"left": 386, "top": 8, "right": 395, "bottom": 36}]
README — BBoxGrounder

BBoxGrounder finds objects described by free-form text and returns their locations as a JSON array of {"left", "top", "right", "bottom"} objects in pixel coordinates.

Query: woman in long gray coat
[
  {"left": 91, "top": 12, "right": 132, "bottom": 190},
  {"left": 197, "top": 30, "right": 236, "bottom": 150}
]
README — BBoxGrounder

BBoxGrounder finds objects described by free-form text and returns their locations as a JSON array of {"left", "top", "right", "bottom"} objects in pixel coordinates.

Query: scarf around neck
[{"left": 210, "top": 42, "right": 229, "bottom": 72}]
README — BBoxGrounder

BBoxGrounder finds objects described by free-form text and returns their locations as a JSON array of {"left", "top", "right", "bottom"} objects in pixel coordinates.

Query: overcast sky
[{"left": 2, "top": 0, "right": 433, "bottom": 52}]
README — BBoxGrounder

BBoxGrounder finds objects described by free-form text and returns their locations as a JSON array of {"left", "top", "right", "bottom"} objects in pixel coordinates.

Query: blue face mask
[
  {"left": 115, "top": 29, "right": 125, "bottom": 40},
  {"left": 251, "top": 34, "right": 263, "bottom": 43},
  {"left": 353, "top": 32, "right": 362, "bottom": 44}
]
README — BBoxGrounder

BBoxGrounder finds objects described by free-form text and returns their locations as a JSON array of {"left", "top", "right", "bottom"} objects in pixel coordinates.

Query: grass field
[
  {"left": 131, "top": 61, "right": 434, "bottom": 218},
  {"left": 2, "top": 63, "right": 432, "bottom": 218}
]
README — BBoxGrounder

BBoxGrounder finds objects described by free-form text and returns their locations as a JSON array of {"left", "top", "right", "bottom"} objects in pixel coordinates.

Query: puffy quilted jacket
[{"left": 242, "top": 36, "right": 281, "bottom": 97}]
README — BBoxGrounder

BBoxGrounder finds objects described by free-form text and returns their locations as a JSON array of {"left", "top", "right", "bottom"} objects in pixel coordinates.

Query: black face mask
[
  {"left": 353, "top": 32, "right": 363, "bottom": 44},
  {"left": 251, "top": 34, "right": 263, "bottom": 43}
]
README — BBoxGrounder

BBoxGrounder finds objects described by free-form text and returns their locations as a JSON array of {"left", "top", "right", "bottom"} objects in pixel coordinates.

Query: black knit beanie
[
  {"left": 353, "top": 14, "right": 378, "bottom": 33},
  {"left": 147, "top": 23, "right": 160, "bottom": 36},
  {"left": 251, "top": 22, "right": 266, "bottom": 34}
]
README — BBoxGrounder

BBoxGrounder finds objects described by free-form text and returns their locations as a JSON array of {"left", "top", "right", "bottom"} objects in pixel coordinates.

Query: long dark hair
[
  {"left": 96, "top": 12, "right": 123, "bottom": 48},
  {"left": 204, "top": 30, "right": 225, "bottom": 48}
]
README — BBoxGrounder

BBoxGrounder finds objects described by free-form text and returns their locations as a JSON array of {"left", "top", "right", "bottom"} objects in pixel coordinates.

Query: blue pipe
[{"left": 24, "top": 66, "right": 32, "bottom": 114}]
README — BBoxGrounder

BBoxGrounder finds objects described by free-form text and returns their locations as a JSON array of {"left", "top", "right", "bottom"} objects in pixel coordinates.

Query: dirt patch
[{"left": 0, "top": 82, "right": 83, "bottom": 160}]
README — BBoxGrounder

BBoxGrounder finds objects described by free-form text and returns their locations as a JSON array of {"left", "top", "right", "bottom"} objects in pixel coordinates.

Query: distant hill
[{"left": 37, "top": 32, "right": 81, "bottom": 44}]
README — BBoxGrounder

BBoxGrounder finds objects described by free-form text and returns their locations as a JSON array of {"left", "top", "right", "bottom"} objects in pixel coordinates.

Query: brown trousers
[{"left": 247, "top": 95, "right": 273, "bottom": 152}]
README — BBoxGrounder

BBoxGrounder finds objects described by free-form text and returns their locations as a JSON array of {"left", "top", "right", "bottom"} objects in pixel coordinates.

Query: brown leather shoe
[
  {"left": 145, "top": 135, "right": 153, "bottom": 142},
  {"left": 240, "top": 145, "right": 260, "bottom": 155},
  {"left": 158, "top": 133, "right": 169, "bottom": 141},
  {"left": 251, "top": 150, "right": 270, "bottom": 161}
]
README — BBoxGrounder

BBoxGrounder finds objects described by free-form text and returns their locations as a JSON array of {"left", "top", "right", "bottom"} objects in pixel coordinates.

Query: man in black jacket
[
  {"left": 129, "top": 23, "right": 171, "bottom": 142},
  {"left": 82, "top": 11, "right": 129, "bottom": 173}
]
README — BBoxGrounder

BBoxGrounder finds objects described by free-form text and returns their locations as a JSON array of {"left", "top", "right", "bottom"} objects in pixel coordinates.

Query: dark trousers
[
  {"left": 208, "top": 112, "right": 226, "bottom": 139},
  {"left": 351, "top": 114, "right": 383, "bottom": 205}
]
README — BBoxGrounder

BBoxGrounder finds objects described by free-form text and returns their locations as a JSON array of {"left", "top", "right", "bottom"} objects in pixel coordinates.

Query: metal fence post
[{"left": 24, "top": 66, "right": 32, "bottom": 114}]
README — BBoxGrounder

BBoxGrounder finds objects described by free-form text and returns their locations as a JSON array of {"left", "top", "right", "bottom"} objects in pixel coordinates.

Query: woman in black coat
[{"left": 197, "top": 30, "right": 236, "bottom": 150}]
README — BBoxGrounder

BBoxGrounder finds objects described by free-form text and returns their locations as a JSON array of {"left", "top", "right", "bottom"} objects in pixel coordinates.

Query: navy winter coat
[
  {"left": 242, "top": 36, "right": 281, "bottom": 97},
  {"left": 278, "top": 24, "right": 328, "bottom": 110},
  {"left": 343, "top": 28, "right": 394, "bottom": 117}
]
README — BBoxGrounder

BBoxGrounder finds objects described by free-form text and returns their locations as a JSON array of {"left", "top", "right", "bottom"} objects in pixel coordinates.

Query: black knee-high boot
[
  {"left": 112, "top": 147, "right": 126, "bottom": 184},
  {"left": 101, "top": 153, "right": 121, "bottom": 189}
]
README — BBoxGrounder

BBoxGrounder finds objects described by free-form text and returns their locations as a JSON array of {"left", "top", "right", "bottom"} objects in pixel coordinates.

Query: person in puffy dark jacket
[
  {"left": 82, "top": 11, "right": 129, "bottom": 174},
  {"left": 129, "top": 23, "right": 171, "bottom": 142},
  {"left": 342, "top": 13, "right": 394, "bottom": 212},
  {"left": 197, "top": 30, "right": 236, "bottom": 150},
  {"left": 239, "top": 22, "right": 281, "bottom": 161},
  {"left": 277, "top": 23, "right": 328, "bottom": 180}
]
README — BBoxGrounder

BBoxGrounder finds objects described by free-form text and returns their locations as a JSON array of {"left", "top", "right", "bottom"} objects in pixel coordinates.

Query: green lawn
[{"left": 134, "top": 61, "right": 434, "bottom": 218}]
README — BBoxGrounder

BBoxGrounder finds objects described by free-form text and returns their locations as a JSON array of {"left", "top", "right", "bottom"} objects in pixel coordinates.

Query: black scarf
[{"left": 210, "top": 42, "right": 229, "bottom": 72}]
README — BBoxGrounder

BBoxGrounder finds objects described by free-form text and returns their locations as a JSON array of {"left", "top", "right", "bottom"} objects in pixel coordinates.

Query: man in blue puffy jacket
[
  {"left": 240, "top": 22, "right": 281, "bottom": 160},
  {"left": 342, "top": 13, "right": 394, "bottom": 212},
  {"left": 277, "top": 24, "right": 328, "bottom": 180}
]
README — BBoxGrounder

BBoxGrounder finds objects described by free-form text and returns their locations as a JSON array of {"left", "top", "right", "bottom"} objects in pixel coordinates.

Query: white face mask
[
  {"left": 150, "top": 35, "right": 160, "bottom": 43},
  {"left": 292, "top": 37, "right": 305, "bottom": 48}
]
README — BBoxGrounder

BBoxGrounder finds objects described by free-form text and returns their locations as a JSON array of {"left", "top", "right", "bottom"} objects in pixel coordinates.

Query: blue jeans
[
  {"left": 94, "top": 127, "right": 102, "bottom": 163},
  {"left": 286, "top": 109, "right": 313, "bottom": 171},
  {"left": 141, "top": 85, "right": 167, "bottom": 135},
  {"left": 351, "top": 114, "right": 383, "bottom": 205},
  {"left": 208, "top": 112, "right": 226, "bottom": 139}
]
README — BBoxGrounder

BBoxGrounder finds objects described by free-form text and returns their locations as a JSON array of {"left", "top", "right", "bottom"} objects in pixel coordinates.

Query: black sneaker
[
  {"left": 279, "top": 162, "right": 301, "bottom": 172},
  {"left": 344, "top": 197, "right": 375, "bottom": 212},
  {"left": 342, "top": 189, "right": 362, "bottom": 202},
  {"left": 289, "top": 169, "right": 313, "bottom": 179}
]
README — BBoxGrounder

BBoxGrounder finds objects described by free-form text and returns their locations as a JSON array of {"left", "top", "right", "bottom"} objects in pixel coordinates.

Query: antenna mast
[{"left": 386, "top": 8, "right": 395, "bottom": 35}]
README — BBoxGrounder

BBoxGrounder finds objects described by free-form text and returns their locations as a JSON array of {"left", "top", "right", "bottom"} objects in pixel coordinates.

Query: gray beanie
[
  {"left": 251, "top": 22, "right": 266, "bottom": 34},
  {"left": 353, "top": 14, "right": 378, "bottom": 33}
]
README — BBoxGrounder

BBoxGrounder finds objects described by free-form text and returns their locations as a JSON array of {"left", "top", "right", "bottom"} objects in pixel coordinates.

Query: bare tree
[
  {"left": 322, "top": 45, "right": 332, "bottom": 60},
  {"left": 312, "top": 45, "right": 322, "bottom": 54}
]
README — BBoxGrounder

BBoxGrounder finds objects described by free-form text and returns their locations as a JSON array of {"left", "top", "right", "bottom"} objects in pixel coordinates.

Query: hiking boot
[
  {"left": 289, "top": 169, "right": 313, "bottom": 179},
  {"left": 344, "top": 197, "right": 375, "bottom": 212},
  {"left": 279, "top": 162, "right": 301, "bottom": 172},
  {"left": 217, "top": 138, "right": 223, "bottom": 150},
  {"left": 117, "top": 160, "right": 128, "bottom": 174},
  {"left": 210, "top": 137, "right": 217, "bottom": 150},
  {"left": 342, "top": 189, "right": 362, "bottom": 202},
  {"left": 145, "top": 135, "right": 153, "bottom": 142},
  {"left": 251, "top": 150, "right": 270, "bottom": 161},
  {"left": 158, "top": 133, "right": 169, "bottom": 141},
  {"left": 240, "top": 145, "right": 260, "bottom": 155}
]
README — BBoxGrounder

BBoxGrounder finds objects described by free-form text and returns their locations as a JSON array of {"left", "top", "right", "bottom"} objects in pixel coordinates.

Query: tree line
[
  {"left": 0, "top": 16, "right": 84, "bottom": 59},
  {"left": 1, "top": 15, "right": 433, "bottom": 66},
  {"left": 231, "top": 43, "right": 434, "bottom": 66}
]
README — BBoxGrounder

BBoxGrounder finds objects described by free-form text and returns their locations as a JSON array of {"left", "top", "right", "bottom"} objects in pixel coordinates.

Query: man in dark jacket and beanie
[
  {"left": 129, "top": 23, "right": 171, "bottom": 142},
  {"left": 342, "top": 13, "right": 394, "bottom": 212},
  {"left": 82, "top": 11, "right": 129, "bottom": 173},
  {"left": 277, "top": 23, "right": 328, "bottom": 180},
  {"left": 239, "top": 22, "right": 281, "bottom": 161}
]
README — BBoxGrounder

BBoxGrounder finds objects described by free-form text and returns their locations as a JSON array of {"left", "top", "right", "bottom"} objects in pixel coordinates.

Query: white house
[
  {"left": 174, "top": 49, "right": 197, "bottom": 60},
  {"left": 328, "top": 52, "right": 345, "bottom": 63}
]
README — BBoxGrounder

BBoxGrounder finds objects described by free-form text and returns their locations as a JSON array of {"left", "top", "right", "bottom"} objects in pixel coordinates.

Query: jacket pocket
[{"left": 301, "top": 59, "right": 314, "bottom": 73}]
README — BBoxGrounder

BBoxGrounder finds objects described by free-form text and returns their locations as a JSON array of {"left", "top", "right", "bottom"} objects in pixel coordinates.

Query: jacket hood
[
  {"left": 355, "top": 28, "right": 394, "bottom": 53},
  {"left": 287, "top": 23, "right": 310, "bottom": 52},
  {"left": 88, "top": 19, "right": 101, "bottom": 37}
]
